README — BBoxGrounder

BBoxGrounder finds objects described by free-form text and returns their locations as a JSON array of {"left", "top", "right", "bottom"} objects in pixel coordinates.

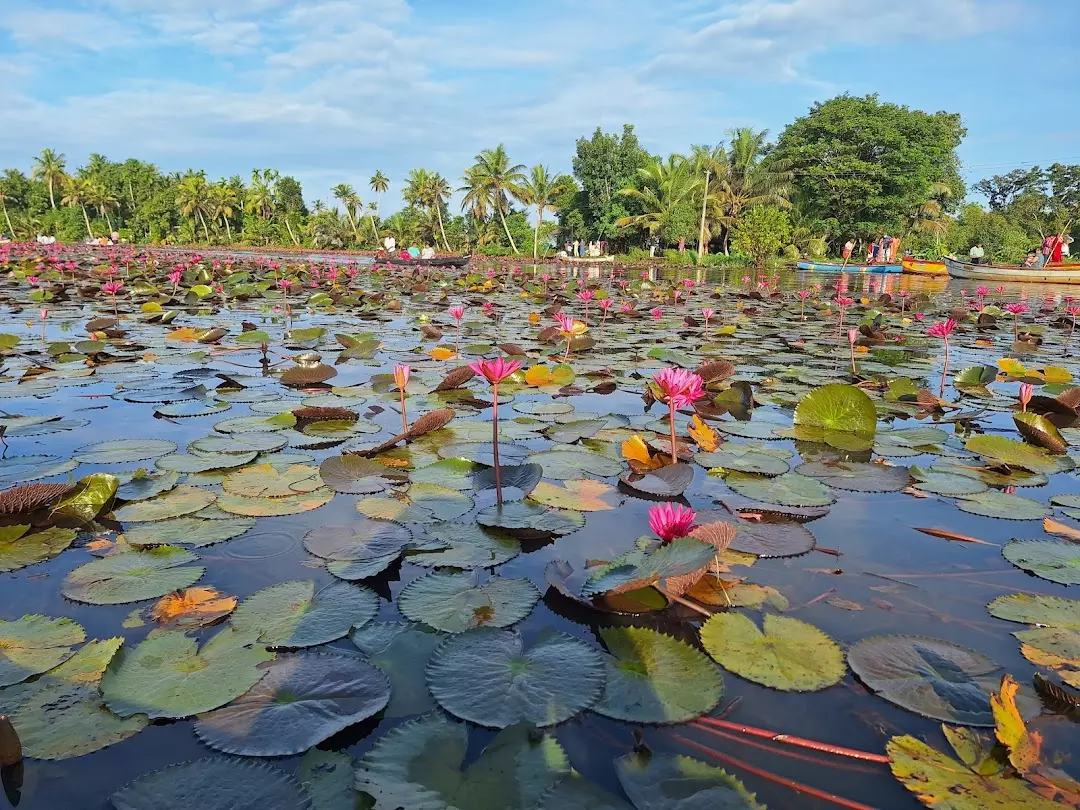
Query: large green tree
[
  {"left": 460, "top": 145, "right": 525, "bottom": 254},
  {"left": 568, "top": 124, "right": 649, "bottom": 245},
  {"left": 770, "top": 94, "right": 966, "bottom": 246},
  {"left": 32, "top": 149, "right": 67, "bottom": 210},
  {"left": 516, "top": 165, "right": 571, "bottom": 258},
  {"left": 616, "top": 155, "right": 701, "bottom": 246}
]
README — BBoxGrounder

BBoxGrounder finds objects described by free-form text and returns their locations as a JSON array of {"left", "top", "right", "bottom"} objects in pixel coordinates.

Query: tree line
[{"left": 1, "top": 94, "right": 1076, "bottom": 265}]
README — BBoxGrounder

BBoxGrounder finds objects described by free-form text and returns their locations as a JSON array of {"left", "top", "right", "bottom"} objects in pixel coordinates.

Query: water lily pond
[{"left": 0, "top": 243, "right": 1079, "bottom": 809}]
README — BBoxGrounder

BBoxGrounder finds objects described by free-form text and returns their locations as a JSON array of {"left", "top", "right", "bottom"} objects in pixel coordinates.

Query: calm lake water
[{"left": 1, "top": 250, "right": 1077, "bottom": 809}]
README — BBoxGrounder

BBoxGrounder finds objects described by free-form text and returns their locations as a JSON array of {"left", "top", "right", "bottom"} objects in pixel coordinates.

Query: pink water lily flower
[
  {"left": 468, "top": 357, "right": 523, "bottom": 384},
  {"left": 652, "top": 367, "right": 706, "bottom": 411},
  {"left": 620, "top": 302, "right": 634, "bottom": 314},
  {"left": 448, "top": 305, "right": 466, "bottom": 323},
  {"left": 648, "top": 502, "right": 697, "bottom": 543},
  {"left": 598, "top": 299, "right": 613, "bottom": 311},
  {"left": 650, "top": 307, "right": 664, "bottom": 321},
  {"left": 576, "top": 290, "right": 595, "bottom": 302},
  {"left": 1019, "top": 383, "right": 1033, "bottom": 412},
  {"left": 926, "top": 319, "right": 957, "bottom": 338},
  {"left": 101, "top": 281, "right": 123, "bottom": 295}
]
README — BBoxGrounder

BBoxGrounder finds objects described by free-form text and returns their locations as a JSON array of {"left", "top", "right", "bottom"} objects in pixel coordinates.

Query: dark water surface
[{"left": 0, "top": 255, "right": 1077, "bottom": 810}]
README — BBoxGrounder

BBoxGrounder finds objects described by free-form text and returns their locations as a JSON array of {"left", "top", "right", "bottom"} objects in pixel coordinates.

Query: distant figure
[
  {"left": 573, "top": 239, "right": 580, "bottom": 257},
  {"left": 420, "top": 246, "right": 435, "bottom": 260},
  {"left": 968, "top": 242, "right": 985, "bottom": 265},
  {"left": 865, "top": 241, "right": 874, "bottom": 263},
  {"left": 870, "top": 239, "right": 881, "bottom": 264},
  {"left": 407, "top": 245, "right": 420, "bottom": 259},
  {"left": 384, "top": 235, "right": 396, "bottom": 253},
  {"left": 842, "top": 239, "right": 854, "bottom": 261},
  {"left": 889, "top": 236, "right": 901, "bottom": 263},
  {"left": 1063, "top": 235, "right": 1074, "bottom": 259},
  {"left": 883, "top": 234, "right": 894, "bottom": 262},
  {"left": 1023, "top": 251, "right": 1038, "bottom": 268},
  {"left": 1048, "top": 234, "right": 1064, "bottom": 264}
]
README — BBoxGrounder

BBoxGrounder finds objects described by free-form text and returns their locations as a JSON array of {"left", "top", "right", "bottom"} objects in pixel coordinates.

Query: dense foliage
[{"left": 2, "top": 93, "right": 1077, "bottom": 264}]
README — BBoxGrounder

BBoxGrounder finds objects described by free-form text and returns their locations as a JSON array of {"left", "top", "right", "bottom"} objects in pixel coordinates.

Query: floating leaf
[
  {"left": 349, "top": 622, "right": 444, "bottom": 718},
  {"left": 723, "top": 471, "right": 835, "bottom": 507},
  {"left": 399, "top": 572, "right": 540, "bottom": 633},
  {"left": 124, "top": 516, "right": 254, "bottom": 548},
  {"left": 156, "top": 451, "right": 258, "bottom": 473},
  {"left": 0, "top": 615, "right": 84, "bottom": 687},
  {"left": 1013, "top": 411, "right": 1068, "bottom": 454},
  {"left": 117, "top": 469, "right": 182, "bottom": 502},
  {"left": 797, "top": 460, "right": 910, "bottom": 492},
  {"left": 697, "top": 445, "right": 791, "bottom": 476},
  {"left": 150, "top": 587, "right": 237, "bottom": 629},
  {"left": 114, "top": 485, "right": 216, "bottom": 522},
  {"left": 50, "top": 473, "right": 118, "bottom": 524},
  {"left": 216, "top": 487, "right": 334, "bottom": 516},
  {"left": 303, "top": 519, "right": 412, "bottom": 563},
  {"left": 230, "top": 580, "right": 378, "bottom": 647},
  {"left": 910, "top": 467, "right": 988, "bottom": 496},
  {"left": 991, "top": 674, "right": 1041, "bottom": 775},
  {"left": 194, "top": 650, "right": 390, "bottom": 756},
  {"left": 965, "top": 435, "right": 1058, "bottom": 474},
  {"left": 101, "top": 627, "right": 274, "bottom": 719},
  {"left": 223, "top": 464, "right": 324, "bottom": 498},
  {"left": 1003, "top": 540, "right": 1080, "bottom": 585},
  {"left": 619, "top": 463, "right": 695, "bottom": 497},
  {"left": 427, "top": 628, "right": 604, "bottom": 728},
  {"left": 75, "top": 439, "right": 177, "bottom": 464},
  {"left": 356, "top": 483, "right": 472, "bottom": 524},
  {"left": 319, "top": 455, "right": 407, "bottom": 494},
  {"left": 582, "top": 537, "right": 718, "bottom": 598},
  {"left": 62, "top": 546, "right": 205, "bottom": 605},
  {"left": 954, "top": 491, "right": 1050, "bottom": 520},
  {"left": 527, "top": 448, "right": 622, "bottom": 479},
  {"left": 355, "top": 713, "right": 569, "bottom": 809},
  {"left": 592, "top": 626, "right": 723, "bottom": 723},
  {"left": 988, "top": 594, "right": 1080, "bottom": 629},
  {"left": 0, "top": 526, "right": 75, "bottom": 572},
  {"left": 701, "top": 612, "right": 844, "bottom": 691},
  {"left": 110, "top": 757, "right": 312, "bottom": 810},
  {"left": 528, "top": 479, "right": 622, "bottom": 511},
  {"left": 793, "top": 383, "right": 876, "bottom": 436},
  {"left": 407, "top": 522, "right": 520, "bottom": 569},
  {"left": 847, "top": 635, "right": 1002, "bottom": 726},
  {"left": 615, "top": 751, "right": 765, "bottom": 810},
  {"left": 298, "top": 749, "right": 354, "bottom": 810},
  {"left": 476, "top": 500, "right": 585, "bottom": 538}
]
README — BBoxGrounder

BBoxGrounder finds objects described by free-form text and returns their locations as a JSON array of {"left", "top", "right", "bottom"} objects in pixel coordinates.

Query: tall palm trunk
[
  {"left": 697, "top": 169, "right": 710, "bottom": 265},
  {"left": 81, "top": 206, "right": 93, "bottom": 239},
  {"left": 222, "top": 214, "right": 232, "bottom": 241},
  {"left": 533, "top": 206, "right": 543, "bottom": 260},
  {"left": 197, "top": 209, "right": 210, "bottom": 242},
  {"left": 497, "top": 203, "right": 518, "bottom": 255},
  {"left": 48, "top": 179, "right": 56, "bottom": 209},
  {"left": 1, "top": 200, "right": 13, "bottom": 239},
  {"left": 434, "top": 205, "right": 451, "bottom": 252},
  {"left": 369, "top": 213, "right": 379, "bottom": 243},
  {"left": 284, "top": 216, "right": 300, "bottom": 246},
  {"left": 103, "top": 209, "right": 114, "bottom": 233}
]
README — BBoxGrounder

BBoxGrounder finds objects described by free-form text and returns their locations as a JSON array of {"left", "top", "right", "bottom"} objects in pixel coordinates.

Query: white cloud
[{"left": 1, "top": 8, "right": 134, "bottom": 51}]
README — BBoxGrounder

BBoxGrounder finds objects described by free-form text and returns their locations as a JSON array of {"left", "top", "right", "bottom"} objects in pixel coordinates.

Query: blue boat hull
[{"left": 796, "top": 261, "right": 902, "bottom": 274}]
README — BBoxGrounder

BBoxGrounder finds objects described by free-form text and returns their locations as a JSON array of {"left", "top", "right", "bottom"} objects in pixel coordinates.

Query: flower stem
[
  {"left": 563, "top": 336, "right": 571, "bottom": 363},
  {"left": 668, "top": 401, "right": 678, "bottom": 465},
  {"left": 940, "top": 337, "right": 950, "bottom": 397},
  {"left": 399, "top": 390, "right": 408, "bottom": 434},
  {"left": 492, "top": 382, "right": 502, "bottom": 504}
]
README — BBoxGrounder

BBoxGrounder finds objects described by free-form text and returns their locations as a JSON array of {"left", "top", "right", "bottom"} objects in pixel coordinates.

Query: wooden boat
[
  {"left": 901, "top": 257, "right": 947, "bottom": 276},
  {"left": 558, "top": 254, "right": 615, "bottom": 264},
  {"left": 386, "top": 255, "right": 470, "bottom": 268},
  {"left": 944, "top": 257, "right": 1080, "bottom": 284},
  {"left": 796, "top": 261, "right": 902, "bottom": 274}
]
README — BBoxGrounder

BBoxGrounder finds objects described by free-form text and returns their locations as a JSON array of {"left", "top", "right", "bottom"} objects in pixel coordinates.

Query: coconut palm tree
[
  {"left": 33, "top": 149, "right": 67, "bottom": 209},
  {"left": 616, "top": 155, "right": 701, "bottom": 241},
  {"left": 716, "top": 128, "right": 793, "bottom": 253},
  {"left": 61, "top": 177, "right": 94, "bottom": 239},
  {"left": 460, "top": 145, "right": 525, "bottom": 254},
  {"left": 247, "top": 169, "right": 277, "bottom": 221},
  {"left": 516, "top": 165, "right": 572, "bottom": 259},
  {"left": 0, "top": 185, "right": 16, "bottom": 238},
  {"left": 331, "top": 183, "right": 361, "bottom": 239},
  {"left": 370, "top": 170, "right": 388, "bottom": 207},
  {"left": 86, "top": 178, "right": 119, "bottom": 233},
  {"left": 406, "top": 169, "right": 452, "bottom": 251},
  {"left": 209, "top": 181, "right": 239, "bottom": 242},
  {"left": 176, "top": 173, "right": 212, "bottom": 241}
]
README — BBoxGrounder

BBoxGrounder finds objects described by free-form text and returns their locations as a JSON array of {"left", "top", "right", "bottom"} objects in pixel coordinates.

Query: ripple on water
[{"left": 222, "top": 527, "right": 299, "bottom": 561}]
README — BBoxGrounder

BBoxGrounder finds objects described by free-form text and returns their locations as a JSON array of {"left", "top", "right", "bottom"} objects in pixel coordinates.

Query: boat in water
[
  {"left": 385, "top": 255, "right": 470, "bottom": 268},
  {"left": 796, "top": 261, "right": 902, "bottom": 274},
  {"left": 901, "top": 257, "right": 947, "bottom": 276},
  {"left": 944, "top": 257, "right": 1080, "bottom": 284},
  {"left": 558, "top": 255, "right": 615, "bottom": 264}
]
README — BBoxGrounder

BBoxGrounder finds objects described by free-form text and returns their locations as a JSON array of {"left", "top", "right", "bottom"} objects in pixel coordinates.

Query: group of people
[
  {"left": 561, "top": 239, "right": 606, "bottom": 258},
  {"left": 969, "top": 233, "right": 1073, "bottom": 268},
  {"left": 377, "top": 235, "right": 436, "bottom": 261},
  {"left": 840, "top": 236, "right": 901, "bottom": 265}
]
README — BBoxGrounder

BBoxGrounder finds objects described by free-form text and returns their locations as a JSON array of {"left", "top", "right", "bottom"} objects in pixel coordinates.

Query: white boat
[{"left": 944, "top": 257, "right": 1080, "bottom": 285}]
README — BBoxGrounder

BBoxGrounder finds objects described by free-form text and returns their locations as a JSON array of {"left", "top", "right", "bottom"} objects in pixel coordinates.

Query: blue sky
[{"left": 1, "top": 0, "right": 1077, "bottom": 212}]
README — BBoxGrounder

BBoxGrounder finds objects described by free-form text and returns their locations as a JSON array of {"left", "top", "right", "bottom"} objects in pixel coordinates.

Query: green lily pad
[
  {"left": 954, "top": 491, "right": 1050, "bottom": 520},
  {"left": 407, "top": 522, "right": 520, "bottom": 569},
  {"left": 349, "top": 622, "right": 445, "bottom": 718},
  {"left": 117, "top": 469, "right": 182, "bottom": 502},
  {"left": 1002, "top": 540, "right": 1080, "bottom": 585},
  {"left": 592, "top": 626, "right": 723, "bottom": 723},
  {"left": 847, "top": 635, "right": 1002, "bottom": 726},
  {"left": 407, "top": 458, "right": 479, "bottom": 491},
  {"left": 723, "top": 471, "right": 835, "bottom": 507},
  {"left": 438, "top": 441, "right": 529, "bottom": 466},
  {"left": 582, "top": 537, "right": 718, "bottom": 598},
  {"left": 304, "top": 519, "right": 412, "bottom": 563},
  {"left": 796, "top": 460, "right": 910, "bottom": 492},
  {"left": 231, "top": 580, "right": 379, "bottom": 647},
  {"left": 1013, "top": 411, "right": 1068, "bottom": 454},
  {"left": 696, "top": 445, "right": 791, "bottom": 476},
  {"left": 793, "top": 383, "right": 876, "bottom": 436},
  {"left": 319, "top": 455, "right": 408, "bottom": 494},
  {"left": 700, "top": 613, "right": 844, "bottom": 691},
  {"left": 62, "top": 546, "right": 205, "bottom": 605},
  {"left": 535, "top": 774, "right": 633, "bottom": 810},
  {"left": 0, "top": 526, "right": 75, "bottom": 572},
  {"left": 111, "top": 758, "right": 312, "bottom": 810},
  {"left": 619, "top": 463, "right": 696, "bottom": 497},
  {"left": 223, "top": 464, "right": 324, "bottom": 498},
  {"left": 357, "top": 483, "right": 473, "bottom": 524},
  {"left": 526, "top": 448, "right": 623, "bottom": 479},
  {"left": 75, "top": 439, "right": 177, "bottom": 464},
  {"left": 156, "top": 452, "right": 258, "bottom": 473},
  {"left": 298, "top": 749, "right": 354, "bottom": 810},
  {"left": 0, "top": 615, "right": 84, "bottom": 687},
  {"left": 189, "top": 433, "right": 288, "bottom": 454},
  {"left": 399, "top": 572, "right": 540, "bottom": 633},
  {"left": 216, "top": 487, "right": 334, "bottom": 516},
  {"left": 614, "top": 751, "right": 765, "bottom": 810},
  {"left": 0, "top": 454, "right": 78, "bottom": 487},
  {"left": 114, "top": 486, "right": 217, "bottom": 522},
  {"left": 194, "top": 650, "right": 390, "bottom": 756},
  {"left": 427, "top": 628, "right": 604, "bottom": 728},
  {"left": 476, "top": 500, "right": 585, "bottom": 538},
  {"left": 124, "top": 516, "right": 254, "bottom": 548},
  {"left": 355, "top": 713, "right": 569, "bottom": 810},
  {"left": 528, "top": 479, "right": 622, "bottom": 511},
  {"left": 964, "top": 434, "right": 1059, "bottom": 474},
  {"left": 101, "top": 627, "right": 275, "bottom": 720},
  {"left": 50, "top": 472, "right": 119, "bottom": 524},
  {"left": 987, "top": 593, "right": 1080, "bottom": 628},
  {"left": 909, "top": 467, "right": 988, "bottom": 496},
  {"left": 954, "top": 365, "right": 998, "bottom": 386}
]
